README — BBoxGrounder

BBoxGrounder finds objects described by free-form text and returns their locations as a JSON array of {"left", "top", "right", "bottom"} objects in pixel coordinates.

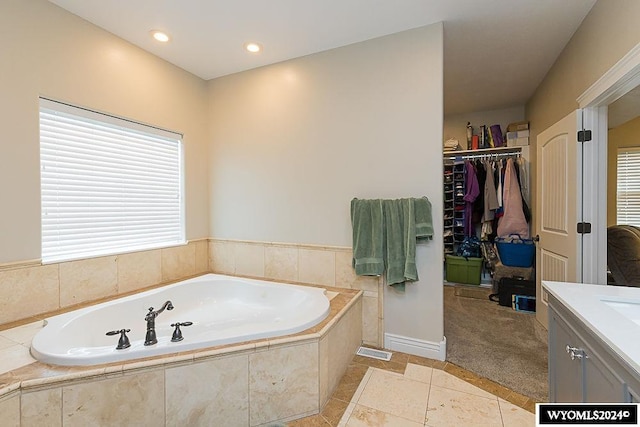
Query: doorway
[
  {"left": 534, "top": 42, "right": 640, "bottom": 317},
  {"left": 579, "top": 45, "right": 640, "bottom": 288}
]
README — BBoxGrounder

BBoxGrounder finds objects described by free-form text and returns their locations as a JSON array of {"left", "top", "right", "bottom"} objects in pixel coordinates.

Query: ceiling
[{"left": 48, "top": 0, "right": 596, "bottom": 115}]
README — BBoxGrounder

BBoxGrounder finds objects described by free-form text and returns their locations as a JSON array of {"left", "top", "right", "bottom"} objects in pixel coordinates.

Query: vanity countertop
[{"left": 543, "top": 281, "right": 640, "bottom": 376}]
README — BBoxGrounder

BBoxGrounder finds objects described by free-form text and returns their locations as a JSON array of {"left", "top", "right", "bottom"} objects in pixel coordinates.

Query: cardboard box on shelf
[
  {"left": 506, "top": 137, "right": 529, "bottom": 147},
  {"left": 507, "top": 121, "right": 529, "bottom": 132},
  {"left": 506, "top": 130, "right": 529, "bottom": 145}
]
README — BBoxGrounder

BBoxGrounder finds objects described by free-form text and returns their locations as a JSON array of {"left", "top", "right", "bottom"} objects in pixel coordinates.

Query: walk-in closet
[
  {"left": 442, "top": 120, "right": 546, "bottom": 403},
  {"left": 444, "top": 145, "right": 533, "bottom": 286}
]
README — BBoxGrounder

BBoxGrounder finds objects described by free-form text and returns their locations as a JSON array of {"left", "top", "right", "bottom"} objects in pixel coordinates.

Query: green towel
[
  {"left": 351, "top": 198, "right": 385, "bottom": 276},
  {"left": 352, "top": 197, "right": 433, "bottom": 290},
  {"left": 415, "top": 197, "right": 434, "bottom": 241},
  {"left": 384, "top": 198, "right": 417, "bottom": 290}
]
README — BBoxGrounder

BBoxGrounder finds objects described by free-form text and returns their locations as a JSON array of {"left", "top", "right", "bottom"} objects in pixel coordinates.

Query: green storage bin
[{"left": 445, "top": 255, "right": 483, "bottom": 285}]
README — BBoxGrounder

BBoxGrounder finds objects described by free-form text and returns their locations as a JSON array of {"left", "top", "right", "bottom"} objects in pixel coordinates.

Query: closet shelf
[{"left": 443, "top": 146, "right": 522, "bottom": 159}]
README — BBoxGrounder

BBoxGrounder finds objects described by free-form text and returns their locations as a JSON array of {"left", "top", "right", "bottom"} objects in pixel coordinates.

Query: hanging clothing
[
  {"left": 495, "top": 160, "right": 504, "bottom": 218},
  {"left": 497, "top": 158, "right": 529, "bottom": 238},
  {"left": 512, "top": 158, "right": 532, "bottom": 223},
  {"left": 482, "top": 160, "right": 499, "bottom": 222},
  {"left": 463, "top": 161, "right": 480, "bottom": 236},
  {"left": 471, "top": 160, "right": 486, "bottom": 224},
  {"left": 481, "top": 160, "right": 499, "bottom": 239},
  {"left": 517, "top": 156, "right": 529, "bottom": 202}
]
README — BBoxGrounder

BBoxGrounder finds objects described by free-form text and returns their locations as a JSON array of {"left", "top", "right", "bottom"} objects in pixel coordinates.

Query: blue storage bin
[{"left": 495, "top": 234, "right": 535, "bottom": 267}]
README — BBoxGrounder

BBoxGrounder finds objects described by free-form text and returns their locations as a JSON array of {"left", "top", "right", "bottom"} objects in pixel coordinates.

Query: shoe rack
[{"left": 443, "top": 161, "right": 466, "bottom": 256}]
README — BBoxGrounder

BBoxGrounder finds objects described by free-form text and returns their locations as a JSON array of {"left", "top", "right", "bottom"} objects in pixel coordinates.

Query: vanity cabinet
[{"left": 548, "top": 294, "right": 640, "bottom": 403}]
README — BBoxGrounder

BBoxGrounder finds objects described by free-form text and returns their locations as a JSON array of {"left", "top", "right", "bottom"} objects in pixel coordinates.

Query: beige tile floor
[{"left": 289, "top": 351, "right": 536, "bottom": 426}]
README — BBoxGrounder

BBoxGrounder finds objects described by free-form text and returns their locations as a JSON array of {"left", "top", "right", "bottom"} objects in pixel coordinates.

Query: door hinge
[
  {"left": 577, "top": 130, "right": 592, "bottom": 142},
  {"left": 577, "top": 222, "right": 592, "bottom": 234}
]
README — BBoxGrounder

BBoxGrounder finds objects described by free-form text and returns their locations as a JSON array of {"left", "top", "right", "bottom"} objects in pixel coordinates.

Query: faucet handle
[
  {"left": 170, "top": 322, "right": 193, "bottom": 342},
  {"left": 176, "top": 322, "right": 193, "bottom": 327},
  {"left": 106, "top": 328, "right": 131, "bottom": 350}
]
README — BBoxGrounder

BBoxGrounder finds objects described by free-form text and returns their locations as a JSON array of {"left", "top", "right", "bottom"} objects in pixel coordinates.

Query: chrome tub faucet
[{"left": 144, "top": 301, "right": 174, "bottom": 346}]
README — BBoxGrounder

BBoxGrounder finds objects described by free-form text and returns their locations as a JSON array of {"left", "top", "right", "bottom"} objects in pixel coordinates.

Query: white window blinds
[
  {"left": 617, "top": 148, "right": 640, "bottom": 227},
  {"left": 39, "top": 98, "right": 184, "bottom": 263}
]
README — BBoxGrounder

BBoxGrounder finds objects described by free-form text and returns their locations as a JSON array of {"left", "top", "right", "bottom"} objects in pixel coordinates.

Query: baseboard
[{"left": 384, "top": 333, "right": 446, "bottom": 361}]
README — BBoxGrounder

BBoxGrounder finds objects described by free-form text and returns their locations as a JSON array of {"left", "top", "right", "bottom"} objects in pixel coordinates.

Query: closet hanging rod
[{"left": 443, "top": 147, "right": 522, "bottom": 161}]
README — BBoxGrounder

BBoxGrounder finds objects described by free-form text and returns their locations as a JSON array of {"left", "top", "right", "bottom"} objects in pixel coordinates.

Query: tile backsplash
[
  {"left": 0, "top": 240, "right": 209, "bottom": 326},
  {"left": 209, "top": 239, "right": 382, "bottom": 346}
]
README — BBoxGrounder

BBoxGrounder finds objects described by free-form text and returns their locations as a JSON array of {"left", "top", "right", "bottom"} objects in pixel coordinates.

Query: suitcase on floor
[{"left": 492, "top": 277, "right": 535, "bottom": 308}]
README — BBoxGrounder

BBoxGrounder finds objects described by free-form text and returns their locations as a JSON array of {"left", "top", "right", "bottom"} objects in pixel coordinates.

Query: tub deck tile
[
  {"left": 268, "top": 334, "right": 320, "bottom": 348},
  {"left": 191, "top": 341, "right": 257, "bottom": 360},
  {"left": 0, "top": 381, "right": 20, "bottom": 397}
]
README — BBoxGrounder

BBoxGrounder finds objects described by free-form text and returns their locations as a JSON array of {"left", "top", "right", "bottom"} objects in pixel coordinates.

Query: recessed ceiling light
[
  {"left": 244, "top": 42, "right": 262, "bottom": 53},
  {"left": 150, "top": 30, "right": 170, "bottom": 43}
]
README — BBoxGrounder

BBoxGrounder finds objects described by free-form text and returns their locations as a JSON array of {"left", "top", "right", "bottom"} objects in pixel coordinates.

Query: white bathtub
[{"left": 31, "top": 274, "right": 330, "bottom": 366}]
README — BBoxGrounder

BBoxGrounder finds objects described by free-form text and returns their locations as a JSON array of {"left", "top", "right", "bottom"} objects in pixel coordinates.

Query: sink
[{"left": 600, "top": 297, "right": 640, "bottom": 326}]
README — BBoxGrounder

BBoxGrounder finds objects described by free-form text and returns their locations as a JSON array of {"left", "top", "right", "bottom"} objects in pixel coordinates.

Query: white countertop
[{"left": 543, "top": 281, "right": 640, "bottom": 376}]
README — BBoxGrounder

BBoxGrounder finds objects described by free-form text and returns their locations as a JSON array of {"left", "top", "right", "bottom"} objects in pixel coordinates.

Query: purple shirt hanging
[{"left": 463, "top": 161, "right": 480, "bottom": 236}]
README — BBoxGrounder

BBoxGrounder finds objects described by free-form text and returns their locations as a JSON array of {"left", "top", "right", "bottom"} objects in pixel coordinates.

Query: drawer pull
[{"left": 566, "top": 345, "right": 585, "bottom": 360}]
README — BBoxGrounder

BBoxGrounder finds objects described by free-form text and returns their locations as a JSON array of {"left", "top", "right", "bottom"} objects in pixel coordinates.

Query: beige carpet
[{"left": 444, "top": 284, "right": 548, "bottom": 402}]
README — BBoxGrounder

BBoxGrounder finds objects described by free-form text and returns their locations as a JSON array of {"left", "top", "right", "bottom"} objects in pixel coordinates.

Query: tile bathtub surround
[
  {"left": 63, "top": 370, "right": 166, "bottom": 426},
  {"left": 0, "top": 392, "right": 20, "bottom": 426},
  {"left": 59, "top": 256, "right": 119, "bottom": 307},
  {"left": 116, "top": 249, "right": 163, "bottom": 294},
  {"left": 250, "top": 342, "right": 320, "bottom": 425},
  {"left": 265, "top": 245, "right": 299, "bottom": 282},
  {"left": 209, "top": 239, "right": 380, "bottom": 293},
  {"left": 0, "top": 264, "right": 59, "bottom": 326},
  {"left": 21, "top": 387, "right": 61, "bottom": 427},
  {"left": 1, "top": 238, "right": 369, "bottom": 332},
  {"left": 0, "top": 239, "right": 209, "bottom": 328},
  {"left": 0, "top": 286, "right": 362, "bottom": 426},
  {"left": 209, "top": 239, "right": 383, "bottom": 346},
  {"left": 320, "top": 297, "right": 363, "bottom": 406},
  {"left": 289, "top": 351, "right": 537, "bottom": 427},
  {"left": 161, "top": 244, "right": 197, "bottom": 282},
  {"left": 165, "top": 354, "right": 249, "bottom": 425}
]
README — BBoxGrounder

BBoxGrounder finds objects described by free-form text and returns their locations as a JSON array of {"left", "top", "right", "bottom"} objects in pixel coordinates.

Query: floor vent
[{"left": 356, "top": 346, "right": 392, "bottom": 361}]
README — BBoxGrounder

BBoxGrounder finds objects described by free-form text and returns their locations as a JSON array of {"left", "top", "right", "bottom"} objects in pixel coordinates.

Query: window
[
  {"left": 617, "top": 148, "right": 640, "bottom": 226},
  {"left": 39, "top": 98, "right": 184, "bottom": 263}
]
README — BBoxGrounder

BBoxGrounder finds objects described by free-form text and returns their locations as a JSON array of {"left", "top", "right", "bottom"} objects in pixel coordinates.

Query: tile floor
[{"left": 289, "top": 351, "right": 536, "bottom": 426}]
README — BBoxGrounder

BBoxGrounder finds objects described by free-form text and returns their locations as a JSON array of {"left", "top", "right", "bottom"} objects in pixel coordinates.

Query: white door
[{"left": 536, "top": 110, "right": 582, "bottom": 328}]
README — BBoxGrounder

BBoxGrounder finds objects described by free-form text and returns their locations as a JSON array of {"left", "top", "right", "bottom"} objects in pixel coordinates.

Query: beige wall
[
  {"left": 208, "top": 25, "right": 443, "bottom": 248},
  {"left": 526, "top": 0, "right": 640, "bottom": 231},
  {"left": 207, "top": 24, "right": 445, "bottom": 348},
  {"left": 607, "top": 116, "right": 640, "bottom": 226},
  {"left": 526, "top": 0, "right": 640, "bottom": 326},
  {"left": 527, "top": 0, "right": 640, "bottom": 135},
  {"left": 0, "top": 0, "right": 210, "bottom": 264}
]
